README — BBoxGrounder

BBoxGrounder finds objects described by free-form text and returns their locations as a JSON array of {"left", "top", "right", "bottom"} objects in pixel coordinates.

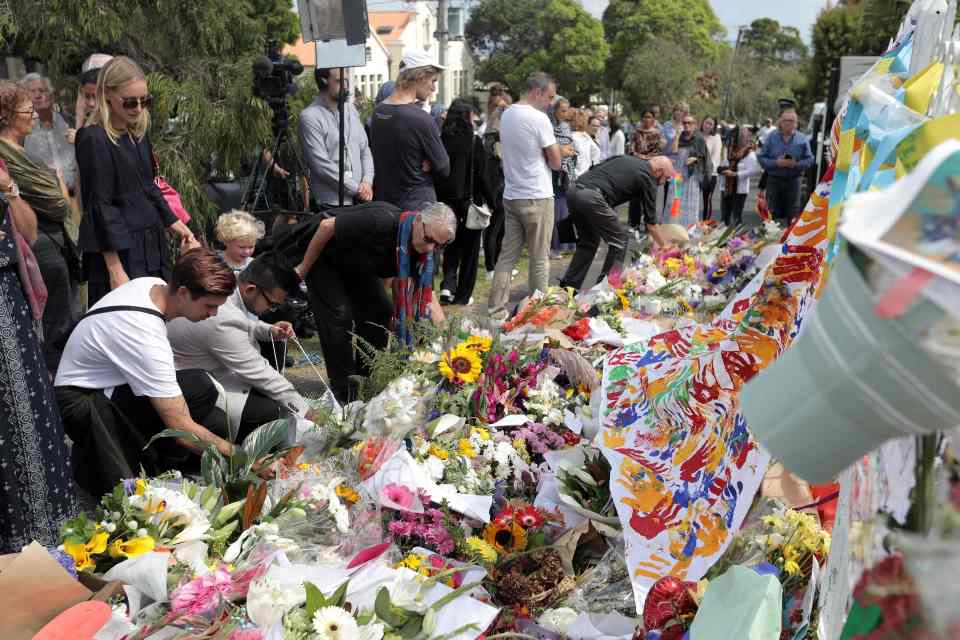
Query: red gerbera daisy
[
  {"left": 516, "top": 505, "right": 545, "bottom": 529},
  {"left": 493, "top": 505, "right": 515, "bottom": 526}
]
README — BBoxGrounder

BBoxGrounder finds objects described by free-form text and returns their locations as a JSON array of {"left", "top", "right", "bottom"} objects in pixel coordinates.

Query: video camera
[{"left": 252, "top": 41, "right": 304, "bottom": 107}]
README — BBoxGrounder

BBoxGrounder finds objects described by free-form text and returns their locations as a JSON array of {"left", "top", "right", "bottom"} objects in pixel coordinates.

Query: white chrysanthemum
[
  {"left": 357, "top": 621, "right": 385, "bottom": 640},
  {"left": 363, "top": 375, "right": 427, "bottom": 438},
  {"left": 424, "top": 455, "right": 446, "bottom": 481},
  {"left": 313, "top": 606, "right": 359, "bottom": 639},
  {"left": 538, "top": 607, "right": 580, "bottom": 633},
  {"left": 644, "top": 270, "right": 668, "bottom": 291}
]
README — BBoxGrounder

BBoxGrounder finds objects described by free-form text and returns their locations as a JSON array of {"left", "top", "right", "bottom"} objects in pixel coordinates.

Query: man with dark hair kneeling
[
  {"left": 168, "top": 257, "right": 314, "bottom": 437},
  {"left": 55, "top": 249, "right": 237, "bottom": 496}
]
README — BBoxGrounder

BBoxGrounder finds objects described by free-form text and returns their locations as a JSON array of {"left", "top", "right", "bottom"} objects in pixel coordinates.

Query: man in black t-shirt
[
  {"left": 288, "top": 201, "right": 456, "bottom": 402},
  {"left": 370, "top": 50, "right": 450, "bottom": 210},
  {"left": 559, "top": 155, "right": 673, "bottom": 291}
]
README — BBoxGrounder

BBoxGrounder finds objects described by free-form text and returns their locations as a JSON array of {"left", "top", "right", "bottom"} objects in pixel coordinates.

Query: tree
[
  {"left": 856, "top": 0, "right": 911, "bottom": 54},
  {"left": 740, "top": 18, "right": 808, "bottom": 63},
  {"left": 619, "top": 37, "right": 698, "bottom": 115},
  {"left": 3, "top": 0, "right": 300, "bottom": 228},
  {"left": 806, "top": 4, "right": 865, "bottom": 105},
  {"left": 602, "top": 0, "right": 726, "bottom": 90},
  {"left": 466, "top": 0, "right": 608, "bottom": 104}
]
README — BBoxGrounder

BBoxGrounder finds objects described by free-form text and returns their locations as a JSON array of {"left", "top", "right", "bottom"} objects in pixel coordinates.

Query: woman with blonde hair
[
  {"left": 215, "top": 210, "right": 265, "bottom": 274},
  {"left": 570, "top": 109, "right": 601, "bottom": 178},
  {"left": 76, "top": 56, "right": 198, "bottom": 305}
]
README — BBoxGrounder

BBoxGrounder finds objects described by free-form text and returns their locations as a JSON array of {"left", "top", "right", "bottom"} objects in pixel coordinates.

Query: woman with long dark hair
[
  {"left": 76, "top": 56, "right": 198, "bottom": 306},
  {"left": 665, "top": 114, "right": 711, "bottom": 227},
  {"left": 437, "top": 98, "right": 485, "bottom": 305},
  {"left": 720, "top": 126, "right": 761, "bottom": 227}
]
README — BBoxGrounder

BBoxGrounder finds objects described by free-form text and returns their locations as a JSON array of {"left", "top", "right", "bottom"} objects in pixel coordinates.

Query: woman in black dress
[
  {"left": 76, "top": 56, "right": 198, "bottom": 306},
  {"left": 0, "top": 157, "right": 79, "bottom": 552},
  {"left": 437, "top": 99, "right": 485, "bottom": 306}
]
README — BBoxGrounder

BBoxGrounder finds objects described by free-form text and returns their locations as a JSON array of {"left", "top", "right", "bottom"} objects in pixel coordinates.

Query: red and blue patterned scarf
[{"left": 392, "top": 211, "right": 434, "bottom": 345}]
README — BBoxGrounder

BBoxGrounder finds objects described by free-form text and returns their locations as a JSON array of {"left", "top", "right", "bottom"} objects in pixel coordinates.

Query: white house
[{"left": 285, "top": 3, "right": 477, "bottom": 107}]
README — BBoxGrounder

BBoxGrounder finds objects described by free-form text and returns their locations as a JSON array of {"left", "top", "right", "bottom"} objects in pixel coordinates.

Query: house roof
[
  {"left": 283, "top": 37, "right": 315, "bottom": 67},
  {"left": 368, "top": 11, "right": 413, "bottom": 43}
]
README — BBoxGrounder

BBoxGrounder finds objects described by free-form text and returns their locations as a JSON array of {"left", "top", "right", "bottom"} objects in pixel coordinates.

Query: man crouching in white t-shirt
[{"left": 55, "top": 248, "right": 238, "bottom": 496}]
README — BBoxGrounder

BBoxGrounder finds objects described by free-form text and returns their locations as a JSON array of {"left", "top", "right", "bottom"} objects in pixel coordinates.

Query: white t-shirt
[
  {"left": 500, "top": 104, "right": 557, "bottom": 200},
  {"left": 55, "top": 278, "right": 182, "bottom": 398}
]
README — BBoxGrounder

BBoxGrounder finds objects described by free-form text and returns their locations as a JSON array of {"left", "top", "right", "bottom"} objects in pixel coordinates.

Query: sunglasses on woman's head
[{"left": 120, "top": 95, "right": 153, "bottom": 110}]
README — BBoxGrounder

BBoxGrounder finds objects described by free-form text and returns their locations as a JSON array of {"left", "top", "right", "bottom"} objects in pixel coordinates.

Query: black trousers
[
  {"left": 766, "top": 175, "right": 801, "bottom": 223},
  {"left": 34, "top": 228, "right": 80, "bottom": 374},
  {"left": 559, "top": 187, "right": 629, "bottom": 291},
  {"left": 701, "top": 175, "right": 717, "bottom": 221},
  {"left": 305, "top": 265, "right": 392, "bottom": 404},
  {"left": 720, "top": 192, "right": 748, "bottom": 227},
  {"left": 240, "top": 388, "right": 283, "bottom": 437},
  {"left": 482, "top": 202, "right": 506, "bottom": 273},
  {"left": 441, "top": 198, "right": 482, "bottom": 305}
]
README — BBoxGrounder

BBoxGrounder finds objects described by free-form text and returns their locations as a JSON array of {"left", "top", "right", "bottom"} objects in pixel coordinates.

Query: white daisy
[{"left": 312, "top": 606, "right": 359, "bottom": 639}]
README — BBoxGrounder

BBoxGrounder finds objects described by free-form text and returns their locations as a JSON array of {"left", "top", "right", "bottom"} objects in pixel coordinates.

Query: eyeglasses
[
  {"left": 13, "top": 108, "right": 37, "bottom": 116},
  {"left": 120, "top": 95, "right": 154, "bottom": 110},
  {"left": 258, "top": 287, "right": 284, "bottom": 314},
  {"left": 682, "top": 120, "right": 695, "bottom": 125},
  {"left": 420, "top": 218, "right": 449, "bottom": 249}
]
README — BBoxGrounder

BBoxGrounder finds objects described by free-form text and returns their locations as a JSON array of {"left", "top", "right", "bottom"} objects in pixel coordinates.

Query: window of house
[{"left": 365, "top": 46, "right": 372, "bottom": 63}]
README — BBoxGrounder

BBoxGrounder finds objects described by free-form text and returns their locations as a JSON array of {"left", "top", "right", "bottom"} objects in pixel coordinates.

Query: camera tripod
[{"left": 241, "top": 101, "right": 312, "bottom": 226}]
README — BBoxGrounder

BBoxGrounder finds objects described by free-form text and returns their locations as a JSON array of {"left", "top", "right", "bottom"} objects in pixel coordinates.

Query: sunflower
[
  {"left": 483, "top": 520, "right": 528, "bottom": 555},
  {"left": 438, "top": 344, "right": 482, "bottom": 385},
  {"left": 463, "top": 335, "right": 493, "bottom": 352}
]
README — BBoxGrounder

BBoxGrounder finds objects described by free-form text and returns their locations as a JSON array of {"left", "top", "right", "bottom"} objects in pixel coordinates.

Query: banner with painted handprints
[{"left": 597, "top": 34, "right": 920, "bottom": 611}]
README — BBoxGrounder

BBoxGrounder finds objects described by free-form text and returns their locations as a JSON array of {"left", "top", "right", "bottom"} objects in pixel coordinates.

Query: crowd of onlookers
[{"left": 0, "top": 48, "right": 815, "bottom": 553}]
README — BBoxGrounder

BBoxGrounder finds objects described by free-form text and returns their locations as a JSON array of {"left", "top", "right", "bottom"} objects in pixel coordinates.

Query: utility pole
[
  {"left": 721, "top": 25, "right": 748, "bottom": 122},
  {"left": 436, "top": 0, "right": 449, "bottom": 106}
]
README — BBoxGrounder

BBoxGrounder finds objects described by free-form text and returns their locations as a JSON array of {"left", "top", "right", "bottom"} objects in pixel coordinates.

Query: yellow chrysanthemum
[
  {"left": 615, "top": 289, "right": 630, "bottom": 311},
  {"left": 458, "top": 439, "right": 478, "bottom": 458},
  {"left": 465, "top": 536, "right": 498, "bottom": 563},
  {"left": 471, "top": 427, "right": 490, "bottom": 441},
  {"left": 428, "top": 444, "right": 450, "bottom": 461},
  {"left": 108, "top": 536, "right": 155, "bottom": 559},
  {"left": 335, "top": 484, "right": 360, "bottom": 505},
  {"left": 784, "top": 560, "right": 801, "bottom": 576},
  {"left": 397, "top": 553, "right": 423, "bottom": 571},
  {"left": 463, "top": 335, "right": 492, "bottom": 352},
  {"left": 438, "top": 344, "right": 482, "bottom": 384}
]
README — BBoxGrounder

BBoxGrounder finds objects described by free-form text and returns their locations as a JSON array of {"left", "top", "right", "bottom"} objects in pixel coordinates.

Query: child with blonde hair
[{"left": 215, "top": 210, "right": 265, "bottom": 273}]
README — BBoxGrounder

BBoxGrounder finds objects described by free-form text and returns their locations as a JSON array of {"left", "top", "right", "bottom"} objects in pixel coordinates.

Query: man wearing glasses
[
  {"left": 167, "top": 258, "right": 312, "bottom": 437},
  {"left": 283, "top": 201, "right": 456, "bottom": 403}
]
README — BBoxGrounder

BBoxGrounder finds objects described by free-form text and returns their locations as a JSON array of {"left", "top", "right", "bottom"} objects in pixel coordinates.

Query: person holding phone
[{"left": 757, "top": 107, "right": 813, "bottom": 225}]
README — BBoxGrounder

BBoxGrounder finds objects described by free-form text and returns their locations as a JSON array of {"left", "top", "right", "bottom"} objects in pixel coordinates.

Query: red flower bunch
[
  {"left": 642, "top": 576, "right": 699, "bottom": 640},
  {"left": 493, "top": 503, "right": 547, "bottom": 531},
  {"left": 562, "top": 317, "right": 591, "bottom": 342},
  {"left": 850, "top": 554, "right": 921, "bottom": 639}
]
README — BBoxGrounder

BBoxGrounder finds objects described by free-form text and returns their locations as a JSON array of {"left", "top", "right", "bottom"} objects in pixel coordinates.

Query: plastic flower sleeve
[{"left": 559, "top": 540, "right": 637, "bottom": 617}]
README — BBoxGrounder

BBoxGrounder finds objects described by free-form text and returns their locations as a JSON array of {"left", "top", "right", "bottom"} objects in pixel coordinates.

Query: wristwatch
[{"left": 1, "top": 181, "right": 19, "bottom": 199}]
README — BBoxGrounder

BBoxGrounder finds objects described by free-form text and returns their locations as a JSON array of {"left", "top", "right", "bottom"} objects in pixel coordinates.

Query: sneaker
[
  {"left": 439, "top": 289, "right": 454, "bottom": 304},
  {"left": 468, "top": 296, "right": 474, "bottom": 305},
  {"left": 486, "top": 270, "right": 495, "bottom": 280},
  {"left": 550, "top": 252, "right": 563, "bottom": 260},
  {"left": 512, "top": 269, "right": 519, "bottom": 277}
]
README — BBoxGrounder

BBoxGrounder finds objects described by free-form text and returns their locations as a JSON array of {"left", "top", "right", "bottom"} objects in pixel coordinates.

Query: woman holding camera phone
[{"left": 76, "top": 56, "right": 198, "bottom": 307}]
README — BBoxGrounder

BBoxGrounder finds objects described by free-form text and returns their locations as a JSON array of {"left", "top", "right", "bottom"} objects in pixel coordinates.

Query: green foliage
[
  {"left": 465, "top": 0, "right": 608, "bottom": 104},
  {"left": 619, "top": 37, "right": 698, "bottom": 115},
  {"left": 857, "top": 0, "right": 912, "bottom": 55},
  {"left": 5, "top": 0, "right": 300, "bottom": 229},
  {"left": 602, "top": 0, "right": 726, "bottom": 91},
  {"left": 806, "top": 3, "right": 866, "bottom": 105},
  {"left": 740, "top": 18, "right": 808, "bottom": 63}
]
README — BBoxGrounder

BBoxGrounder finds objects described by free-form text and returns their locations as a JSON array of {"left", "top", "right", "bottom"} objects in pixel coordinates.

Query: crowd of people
[{"left": 0, "top": 47, "right": 814, "bottom": 553}]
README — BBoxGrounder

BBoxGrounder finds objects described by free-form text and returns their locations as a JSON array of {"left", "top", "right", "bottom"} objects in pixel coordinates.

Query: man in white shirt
[
  {"left": 758, "top": 118, "right": 776, "bottom": 147},
  {"left": 168, "top": 258, "right": 313, "bottom": 436},
  {"left": 487, "top": 71, "right": 562, "bottom": 318},
  {"left": 55, "top": 249, "right": 238, "bottom": 494}
]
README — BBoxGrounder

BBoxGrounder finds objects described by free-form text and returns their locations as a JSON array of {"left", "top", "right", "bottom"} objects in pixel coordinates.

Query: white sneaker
[
  {"left": 486, "top": 271, "right": 495, "bottom": 280},
  {"left": 511, "top": 269, "right": 519, "bottom": 277},
  {"left": 439, "top": 289, "right": 453, "bottom": 304},
  {"left": 468, "top": 296, "right": 474, "bottom": 305}
]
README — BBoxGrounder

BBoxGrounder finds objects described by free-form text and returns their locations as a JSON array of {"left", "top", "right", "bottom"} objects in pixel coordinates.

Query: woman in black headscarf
[{"left": 436, "top": 98, "right": 485, "bottom": 306}]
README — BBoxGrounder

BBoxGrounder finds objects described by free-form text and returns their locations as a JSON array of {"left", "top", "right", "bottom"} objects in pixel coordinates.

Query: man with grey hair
[
  {"left": 487, "top": 71, "right": 562, "bottom": 319},
  {"left": 288, "top": 201, "right": 455, "bottom": 402},
  {"left": 21, "top": 73, "right": 79, "bottom": 193}
]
